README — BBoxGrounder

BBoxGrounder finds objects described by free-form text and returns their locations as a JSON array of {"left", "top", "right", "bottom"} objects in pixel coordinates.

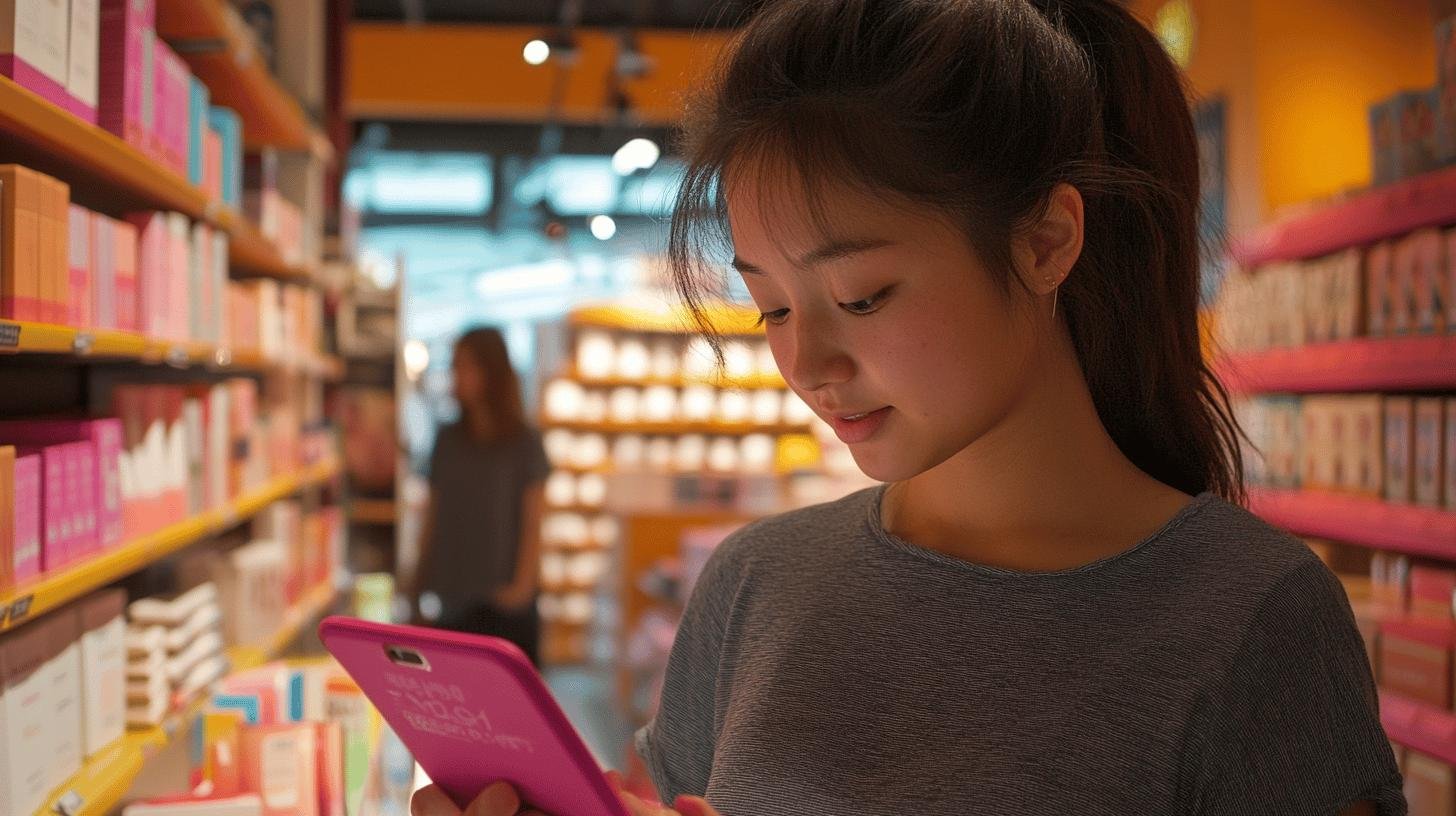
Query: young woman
[
  {"left": 413, "top": 1, "right": 1402, "bottom": 813},
  {"left": 413, "top": 327, "right": 550, "bottom": 665}
]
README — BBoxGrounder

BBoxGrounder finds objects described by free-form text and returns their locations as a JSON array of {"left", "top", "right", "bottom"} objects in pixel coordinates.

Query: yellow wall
[{"left": 1131, "top": 0, "right": 1437, "bottom": 224}]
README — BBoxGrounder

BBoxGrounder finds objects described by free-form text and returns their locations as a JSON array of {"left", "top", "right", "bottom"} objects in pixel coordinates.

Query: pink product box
[
  {"left": 166, "top": 212, "right": 188, "bottom": 341},
  {"left": 0, "top": 0, "right": 72, "bottom": 114},
  {"left": 127, "top": 211, "right": 166, "bottom": 338},
  {"left": 11, "top": 453, "right": 41, "bottom": 583},
  {"left": 98, "top": 0, "right": 155, "bottom": 151},
  {"left": 90, "top": 212, "right": 116, "bottom": 330},
  {"left": 68, "top": 204, "right": 92, "bottom": 329},
  {"left": 0, "top": 420, "right": 124, "bottom": 551},
  {"left": 66, "top": 442, "right": 99, "bottom": 561},
  {"left": 13, "top": 444, "right": 71, "bottom": 571},
  {"left": 114, "top": 219, "right": 138, "bottom": 332},
  {"left": 151, "top": 41, "right": 189, "bottom": 177}
]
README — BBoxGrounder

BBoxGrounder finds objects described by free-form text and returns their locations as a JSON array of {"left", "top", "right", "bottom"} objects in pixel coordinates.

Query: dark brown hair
[
  {"left": 668, "top": 0, "right": 1244, "bottom": 500},
  {"left": 454, "top": 327, "right": 528, "bottom": 441}
]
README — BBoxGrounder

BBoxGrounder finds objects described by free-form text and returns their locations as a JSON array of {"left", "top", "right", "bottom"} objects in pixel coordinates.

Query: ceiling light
[{"left": 523, "top": 39, "right": 550, "bottom": 66}]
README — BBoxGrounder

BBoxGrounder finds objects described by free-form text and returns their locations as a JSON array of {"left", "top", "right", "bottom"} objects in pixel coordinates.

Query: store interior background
[{"left": 4, "top": 0, "right": 1456, "bottom": 812}]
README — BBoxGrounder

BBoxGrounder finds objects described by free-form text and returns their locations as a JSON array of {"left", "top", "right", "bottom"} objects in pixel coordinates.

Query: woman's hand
[{"left": 409, "top": 773, "right": 722, "bottom": 816}]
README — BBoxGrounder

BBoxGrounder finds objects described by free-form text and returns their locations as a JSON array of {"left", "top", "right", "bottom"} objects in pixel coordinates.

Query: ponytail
[{"left": 668, "top": 0, "right": 1245, "bottom": 500}]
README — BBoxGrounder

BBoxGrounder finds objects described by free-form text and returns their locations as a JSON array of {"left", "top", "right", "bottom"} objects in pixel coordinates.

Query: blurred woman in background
[{"left": 413, "top": 327, "right": 550, "bottom": 664}]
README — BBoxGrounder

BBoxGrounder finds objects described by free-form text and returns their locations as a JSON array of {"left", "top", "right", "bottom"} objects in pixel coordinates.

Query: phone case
[{"left": 317, "top": 616, "right": 629, "bottom": 816}]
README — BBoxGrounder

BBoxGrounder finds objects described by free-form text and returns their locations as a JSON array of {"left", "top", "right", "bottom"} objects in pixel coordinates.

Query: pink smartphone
[{"left": 318, "top": 616, "right": 630, "bottom": 816}]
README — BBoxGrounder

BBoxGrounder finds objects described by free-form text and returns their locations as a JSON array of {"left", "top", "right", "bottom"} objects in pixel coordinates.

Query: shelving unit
[
  {"left": 347, "top": 498, "right": 397, "bottom": 526},
  {"left": 1233, "top": 164, "right": 1456, "bottom": 266},
  {"left": 1218, "top": 336, "right": 1456, "bottom": 394},
  {"left": 1247, "top": 489, "right": 1456, "bottom": 560},
  {"left": 1381, "top": 690, "right": 1456, "bottom": 767},
  {"left": 566, "top": 369, "right": 790, "bottom": 391},
  {"left": 544, "top": 419, "right": 812, "bottom": 436},
  {"left": 155, "top": 0, "right": 328, "bottom": 156},
  {"left": 0, "top": 459, "right": 339, "bottom": 633},
  {"left": 0, "top": 76, "right": 310, "bottom": 285},
  {"left": 32, "top": 581, "right": 340, "bottom": 816}
]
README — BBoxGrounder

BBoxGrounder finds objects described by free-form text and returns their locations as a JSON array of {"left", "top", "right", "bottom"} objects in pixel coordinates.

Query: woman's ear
[{"left": 1014, "top": 183, "right": 1084, "bottom": 294}]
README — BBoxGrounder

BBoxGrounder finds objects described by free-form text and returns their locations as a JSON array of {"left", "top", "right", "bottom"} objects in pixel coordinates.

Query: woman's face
[
  {"left": 451, "top": 347, "right": 486, "bottom": 407},
  {"left": 727, "top": 174, "right": 1043, "bottom": 483}
]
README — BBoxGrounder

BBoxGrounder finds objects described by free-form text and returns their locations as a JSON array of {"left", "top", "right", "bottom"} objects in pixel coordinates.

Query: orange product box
[
  {"left": 1417, "top": 397, "right": 1448, "bottom": 508},
  {"left": 1411, "top": 565, "right": 1456, "bottom": 620},
  {"left": 1373, "top": 551, "right": 1413, "bottom": 615},
  {"left": 239, "top": 723, "right": 319, "bottom": 816},
  {"left": 1392, "top": 234, "right": 1418, "bottom": 337},
  {"left": 42, "top": 174, "right": 69, "bottom": 326},
  {"left": 1367, "top": 242, "right": 1394, "bottom": 338},
  {"left": 1413, "top": 228, "right": 1447, "bottom": 335},
  {"left": 1333, "top": 248, "right": 1366, "bottom": 340},
  {"left": 1351, "top": 395, "right": 1385, "bottom": 497},
  {"left": 1446, "top": 398, "right": 1456, "bottom": 509},
  {"left": 1387, "top": 396, "right": 1417, "bottom": 503},
  {"left": 1446, "top": 227, "right": 1456, "bottom": 335},
  {"left": 0, "top": 165, "right": 41, "bottom": 321},
  {"left": 1405, "top": 750, "right": 1456, "bottom": 816},
  {"left": 1380, "top": 617, "right": 1454, "bottom": 709}
]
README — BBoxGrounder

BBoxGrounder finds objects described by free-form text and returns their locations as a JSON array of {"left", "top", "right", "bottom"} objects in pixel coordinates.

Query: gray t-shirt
[
  {"left": 423, "top": 422, "right": 550, "bottom": 611},
  {"left": 636, "top": 485, "right": 1406, "bottom": 815}
]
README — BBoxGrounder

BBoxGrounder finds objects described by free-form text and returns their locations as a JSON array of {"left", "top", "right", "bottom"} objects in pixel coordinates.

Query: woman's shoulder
[{"left": 709, "top": 486, "right": 882, "bottom": 569}]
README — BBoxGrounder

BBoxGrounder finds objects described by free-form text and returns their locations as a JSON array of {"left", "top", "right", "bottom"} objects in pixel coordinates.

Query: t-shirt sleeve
[
  {"left": 1184, "top": 561, "right": 1406, "bottom": 816},
  {"left": 635, "top": 530, "right": 750, "bottom": 804}
]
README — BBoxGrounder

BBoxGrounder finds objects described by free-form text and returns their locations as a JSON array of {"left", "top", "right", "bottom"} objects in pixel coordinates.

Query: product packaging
[
  {"left": 78, "top": 588, "right": 126, "bottom": 756},
  {"left": 1367, "top": 242, "right": 1394, "bottom": 338},
  {"left": 1417, "top": 397, "right": 1448, "bottom": 507},
  {"left": 1386, "top": 396, "right": 1417, "bottom": 503},
  {"left": 0, "top": 0, "right": 72, "bottom": 113},
  {"left": 0, "top": 164, "right": 41, "bottom": 321},
  {"left": 1380, "top": 618, "right": 1454, "bottom": 709},
  {"left": 99, "top": 0, "right": 157, "bottom": 151}
]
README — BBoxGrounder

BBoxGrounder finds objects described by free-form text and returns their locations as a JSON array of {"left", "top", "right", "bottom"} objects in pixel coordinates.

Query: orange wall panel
[{"left": 346, "top": 24, "right": 731, "bottom": 125}]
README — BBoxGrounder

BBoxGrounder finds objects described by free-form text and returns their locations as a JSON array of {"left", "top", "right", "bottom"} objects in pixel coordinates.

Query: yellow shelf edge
[
  {"left": 32, "top": 580, "right": 340, "bottom": 816},
  {"left": 0, "top": 460, "right": 339, "bottom": 632}
]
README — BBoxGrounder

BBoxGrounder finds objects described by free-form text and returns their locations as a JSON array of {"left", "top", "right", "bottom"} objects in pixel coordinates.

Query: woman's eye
[
  {"left": 840, "top": 287, "right": 893, "bottom": 315},
  {"left": 756, "top": 308, "right": 791, "bottom": 327}
]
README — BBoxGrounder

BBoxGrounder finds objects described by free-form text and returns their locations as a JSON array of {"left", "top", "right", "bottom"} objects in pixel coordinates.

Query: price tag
[
  {"left": 73, "top": 332, "right": 94, "bottom": 355},
  {"left": 3, "top": 594, "right": 35, "bottom": 627},
  {"left": 0, "top": 323, "right": 20, "bottom": 348}
]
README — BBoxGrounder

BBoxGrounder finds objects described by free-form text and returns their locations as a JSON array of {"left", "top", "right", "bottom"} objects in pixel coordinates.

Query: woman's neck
[
  {"left": 463, "top": 406, "right": 496, "bottom": 441},
  {"left": 881, "top": 331, "right": 1193, "bottom": 573}
]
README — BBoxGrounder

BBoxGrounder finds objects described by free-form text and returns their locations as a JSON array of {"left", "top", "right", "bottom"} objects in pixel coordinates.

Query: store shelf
[
  {"left": 31, "top": 582, "right": 340, "bottom": 816},
  {"left": 226, "top": 582, "right": 339, "bottom": 672},
  {"left": 542, "top": 420, "right": 812, "bottom": 436},
  {"left": 0, "top": 74, "right": 215, "bottom": 220},
  {"left": 1247, "top": 488, "right": 1456, "bottom": 559},
  {"left": 1233, "top": 164, "right": 1456, "bottom": 266},
  {"left": 545, "top": 502, "right": 611, "bottom": 515},
  {"left": 566, "top": 371, "right": 790, "bottom": 391},
  {"left": 1217, "top": 336, "right": 1456, "bottom": 394},
  {"left": 1382, "top": 690, "right": 1456, "bottom": 766},
  {"left": 156, "top": 0, "right": 324, "bottom": 154},
  {"left": 229, "top": 216, "right": 315, "bottom": 283},
  {"left": 0, "top": 459, "right": 340, "bottom": 633},
  {"left": 348, "top": 499, "right": 397, "bottom": 526}
]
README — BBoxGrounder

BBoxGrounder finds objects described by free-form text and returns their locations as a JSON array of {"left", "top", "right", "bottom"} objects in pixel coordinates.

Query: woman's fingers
[
  {"left": 411, "top": 785, "right": 462, "bottom": 816},
  {"left": 462, "top": 782, "right": 523, "bottom": 816}
]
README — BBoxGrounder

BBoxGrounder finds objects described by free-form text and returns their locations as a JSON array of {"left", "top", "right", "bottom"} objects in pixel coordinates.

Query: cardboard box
[
  {"left": 0, "top": 0, "right": 72, "bottom": 113},
  {"left": 0, "top": 614, "right": 59, "bottom": 814},
  {"left": 1398, "top": 89, "right": 1441, "bottom": 180},
  {"left": 1405, "top": 750, "right": 1456, "bottom": 816},
  {"left": 1368, "top": 242, "right": 1394, "bottom": 338},
  {"left": 1418, "top": 397, "right": 1448, "bottom": 507},
  {"left": 77, "top": 588, "right": 125, "bottom": 756},
  {"left": 1387, "top": 396, "right": 1417, "bottom": 502},
  {"left": 1392, "top": 235, "right": 1419, "bottom": 337},
  {"left": 1439, "top": 15, "right": 1456, "bottom": 164},
  {"left": 66, "top": 0, "right": 99, "bottom": 122},
  {"left": 1381, "top": 618, "right": 1454, "bottom": 708},
  {"left": 1447, "top": 398, "right": 1456, "bottom": 509},
  {"left": 0, "top": 165, "right": 41, "bottom": 321},
  {"left": 1371, "top": 98, "right": 1402, "bottom": 187},
  {"left": 1413, "top": 228, "right": 1448, "bottom": 335},
  {"left": 1352, "top": 395, "right": 1385, "bottom": 497}
]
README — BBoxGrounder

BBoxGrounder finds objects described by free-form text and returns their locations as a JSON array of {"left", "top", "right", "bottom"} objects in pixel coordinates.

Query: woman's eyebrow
[{"left": 732, "top": 237, "right": 897, "bottom": 275}]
